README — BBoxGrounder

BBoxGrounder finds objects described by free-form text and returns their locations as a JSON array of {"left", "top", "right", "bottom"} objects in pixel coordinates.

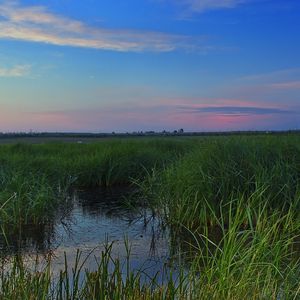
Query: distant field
[
  {"left": 0, "top": 135, "right": 193, "bottom": 144},
  {"left": 1, "top": 130, "right": 298, "bottom": 144},
  {"left": 0, "top": 136, "right": 128, "bottom": 144}
]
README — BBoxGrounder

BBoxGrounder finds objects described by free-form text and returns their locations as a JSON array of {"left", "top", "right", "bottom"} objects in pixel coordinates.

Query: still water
[{"left": 0, "top": 188, "right": 176, "bottom": 281}]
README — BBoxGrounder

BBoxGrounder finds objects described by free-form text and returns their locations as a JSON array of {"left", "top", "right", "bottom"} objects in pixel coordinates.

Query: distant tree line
[{"left": 0, "top": 129, "right": 299, "bottom": 140}]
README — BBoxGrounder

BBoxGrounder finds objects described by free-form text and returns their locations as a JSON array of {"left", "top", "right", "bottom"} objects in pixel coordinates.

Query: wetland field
[{"left": 0, "top": 135, "right": 300, "bottom": 299}]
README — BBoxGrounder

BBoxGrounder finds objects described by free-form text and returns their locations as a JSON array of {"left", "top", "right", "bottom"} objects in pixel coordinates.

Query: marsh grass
[
  {"left": 140, "top": 135, "right": 300, "bottom": 228},
  {"left": 0, "top": 139, "right": 194, "bottom": 227},
  {"left": 0, "top": 241, "right": 190, "bottom": 300},
  {"left": 187, "top": 194, "right": 300, "bottom": 299},
  {"left": 1, "top": 135, "right": 300, "bottom": 298},
  {"left": 1, "top": 196, "right": 299, "bottom": 299},
  {"left": 0, "top": 170, "right": 59, "bottom": 226}
]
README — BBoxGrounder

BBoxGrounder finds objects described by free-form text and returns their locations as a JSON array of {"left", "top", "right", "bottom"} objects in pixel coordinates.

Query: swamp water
[{"left": 0, "top": 188, "right": 180, "bottom": 283}]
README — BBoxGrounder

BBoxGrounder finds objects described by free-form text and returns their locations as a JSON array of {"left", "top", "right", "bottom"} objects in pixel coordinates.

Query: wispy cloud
[
  {"left": 221, "top": 68, "right": 300, "bottom": 101},
  {"left": 178, "top": 105, "right": 294, "bottom": 117},
  {"left": 162, "top": 0, "right": 247, "bottom": 15},
  {"left": 269, "top": 81, "right": 300, "bottom": 90},
  {"left": 0, "top": 64, "right": 31, "bottom": 77},
  {"left": 181, "top": 0, "right": 246, "bottom": 13},
  {"left": 2, "top": 97, "right": 298, "bottom": 132},
  {"left": 239, "top": 68, "right": 300, "bottom": 83},
  {"left": 0, "top": 1, "right": 206, "bottom": 52},
  {"left": 22, "top": 101, "right": 298, "bottom": 132}
]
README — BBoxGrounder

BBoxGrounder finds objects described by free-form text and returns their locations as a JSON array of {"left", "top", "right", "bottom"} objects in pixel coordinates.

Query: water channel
[{"left": 0, "top": 188, "right": 178, "bottom": 283}]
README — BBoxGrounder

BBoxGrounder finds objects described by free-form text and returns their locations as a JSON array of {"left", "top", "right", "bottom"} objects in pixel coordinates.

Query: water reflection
[
  {"left": 0, "top": 188, "right": 172, "bottom": 279},
  {"left": 0, "top": 223, "right": 55, "bottom": 255}
]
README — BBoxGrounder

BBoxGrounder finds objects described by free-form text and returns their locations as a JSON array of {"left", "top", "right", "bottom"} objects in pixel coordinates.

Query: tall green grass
[
  {"left": 1, "top": 196, "right": 299, "bottom": 299},
  {"left": 0, "top": 139, "right": 193, "bottom": 187},
  {"left": 141, "top": 135, "right": 300, "bottom": 228},
  {"left": 0, "top": 138, "right": 195, "bottom": 227},
  {"left": 185, "top": 192, "right": 300, "bottom": 299},
  {"left": 131, "top": 134, "right": 300, "bottom": 298},
  {"left": 0, "top": 242, "right": 190, "bottom": 300},
  {"left": 1, "top": 135, "right": 300, "bottom": 299}
]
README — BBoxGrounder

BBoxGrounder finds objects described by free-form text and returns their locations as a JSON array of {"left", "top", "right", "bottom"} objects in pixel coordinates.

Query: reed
[
  {"left": 0, "top": 242, "right": 191, "bottom": 300},
  {"left": 1, "top": 135, "right": 300, "bottom": 298},
  {"left": 141, "top": 135, "right": 300, "bottom": 228},
  {"left": 0, "top": 138, "right": 194, "bottom": 227},
  {"left": 1, "top": 196, "right": 299, "bottom": 299}
]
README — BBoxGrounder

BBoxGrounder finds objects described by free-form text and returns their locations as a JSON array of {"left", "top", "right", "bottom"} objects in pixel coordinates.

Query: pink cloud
[{"left": 1, "top": 98, "right": 298, "bottom": 132}]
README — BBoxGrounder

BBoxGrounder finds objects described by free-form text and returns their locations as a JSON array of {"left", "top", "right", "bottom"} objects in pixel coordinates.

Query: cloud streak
[
  {"left": 269, "top": 81, "right": 300, "bottom": 90},
  {"left": 0, "top": 1, "right": 206, "bottom": 52},
  {"left": 0, "top": 64, "right": 31, "bottom": 77},
  {"left": 178, "top": 105, "right": 294, "bottom": 117},
  {"left": 162, "top": 0, "right": 247, "bottom": 15},
  {"left": 2, "top": 98, "right": 298, "bottom": 132},
  {"left": 181, "top": 0, "right": 246, "bottom": 13}
]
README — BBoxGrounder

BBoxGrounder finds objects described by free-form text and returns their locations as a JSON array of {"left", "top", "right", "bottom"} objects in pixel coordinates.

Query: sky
[{"left": 0, "top": 0, "right": 299, "bottom": 133}]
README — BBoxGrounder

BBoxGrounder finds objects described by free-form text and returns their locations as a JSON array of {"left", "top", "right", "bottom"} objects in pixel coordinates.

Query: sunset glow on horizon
[{"left": 0, "top": 0, "right": 299, "bottom": 132}]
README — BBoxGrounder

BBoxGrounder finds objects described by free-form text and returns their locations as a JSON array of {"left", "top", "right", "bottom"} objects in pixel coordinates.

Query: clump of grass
[
  {"left": 0, "top": 138, "right": 195, "bottom": 227},
  {"left": 142, "top": 135, "right": 300, "bottom": 228},
  {"left": 1, "top": 196, "right": 299, "bottom": 300},
  {"left": 0, "top": 255, "right": 52, "bottom": 300},
  {"left": 0, "top": 243, "right": 191, "bottom": 300},
  {"left": 0, "top": 169, "right": 60, "bottom": 227},
  {"left": 186, "top": 192, "right": 300, "bottom": 299},
  {"left": 134, "top": 135, "right": 300, "bottom": 298}
]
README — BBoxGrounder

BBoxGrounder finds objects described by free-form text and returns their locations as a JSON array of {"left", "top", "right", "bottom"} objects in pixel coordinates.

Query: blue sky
[{"left": 0, "top": 0, "right": 299, "bottom": 132}]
